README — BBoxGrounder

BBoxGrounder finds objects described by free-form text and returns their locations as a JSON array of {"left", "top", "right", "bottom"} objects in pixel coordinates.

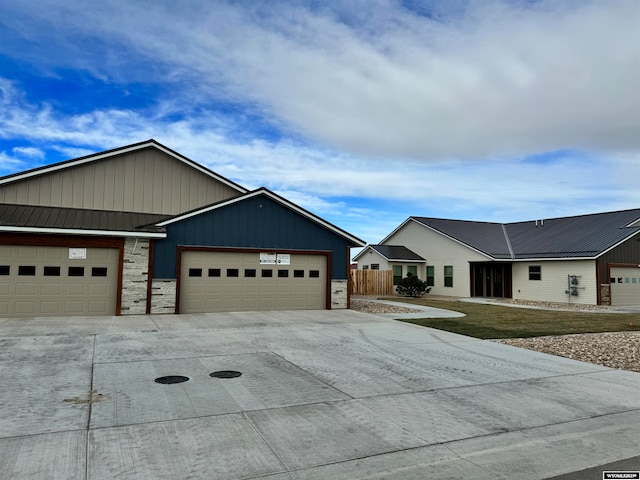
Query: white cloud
[
  {"left": 11, "top": 146, "right": 44, "bottom": 158},
  {"left": 2, "top": 1, "right": 638, "bottom": 162}
]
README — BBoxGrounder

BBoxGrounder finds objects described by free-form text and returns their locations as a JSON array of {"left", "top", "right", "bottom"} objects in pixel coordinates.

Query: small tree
[{"left": 396, "top": 272, "right": 430, "bottom": 297}]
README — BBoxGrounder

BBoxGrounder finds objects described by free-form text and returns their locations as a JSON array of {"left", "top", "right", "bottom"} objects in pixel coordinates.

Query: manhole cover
[
  {"left": 210, "top": 370, "right": 242, "bottom": 379},
  {"left": 154, "top": 375, "right": 190, "bottom": 384}
]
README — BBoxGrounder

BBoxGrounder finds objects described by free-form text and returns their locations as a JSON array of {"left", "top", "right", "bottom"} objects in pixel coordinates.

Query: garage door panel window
[
  {"left": 19, "top": 266, "right": 36, "bottom": 276},
  {"left": 0, "top": 266, "right": 10, "bottom": 275},
  {"left": 309, "top": 270, "right": 320, "bottom": 278},
  {"left": 227, "top": 268, "right": 239, "bottom": 277},
  {"left": 208, "top": 268, "right": 221, "bottom": 277},
  {"left": 245, "top": 269, "right": 257, "bottom": 277},
  {"left": 44, "top": 266, "right": 61, "bottom": 276},
  {"left": 92, "top": 267, "right": 108, "bottom": 277},
  {"left": 262, "top": 269, "right": 273, "bottom": 277},
  {"left": 294, "top": 270, "right": 304, "bottom": 278},
  {"left": 68, "top": 267, "right": 85, "bottom": 277},
  {"left": 188, "top": 268, "right": 202, "bottom": 277},
  {"left": 278, "top": 270, "right": 289, "bottom": 278}
]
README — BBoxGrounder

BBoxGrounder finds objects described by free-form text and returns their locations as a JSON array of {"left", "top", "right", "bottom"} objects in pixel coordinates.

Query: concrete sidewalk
[{"left": 1, "top": 309, "right": 639, "bottom": 479}]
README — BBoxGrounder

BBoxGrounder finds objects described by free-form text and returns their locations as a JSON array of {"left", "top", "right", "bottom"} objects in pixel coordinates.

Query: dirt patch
[{"left": 64, "top": 389, "right": 110, "bottom": 404}]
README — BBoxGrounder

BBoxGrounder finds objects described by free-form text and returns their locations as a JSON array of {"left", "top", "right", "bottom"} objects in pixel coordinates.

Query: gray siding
[{"left": 0, "top": 147, "right": 241, "bottom": 214}]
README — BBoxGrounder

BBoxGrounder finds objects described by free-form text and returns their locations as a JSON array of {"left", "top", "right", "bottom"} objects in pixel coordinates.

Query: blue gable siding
[{"left": 153, "top": 194, "right": 354, "bottom": 279}]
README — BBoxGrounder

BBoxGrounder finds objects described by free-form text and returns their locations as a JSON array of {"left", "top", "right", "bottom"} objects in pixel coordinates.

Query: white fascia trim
[
  {"left": 158, "top": 189, "right": 366, "bottom": 246},
  {"left": 378, "top": 218, "right": 414, "bottom": 244},
  {"left": 509, "top": 257, "right": 597, "bottom": 262},
  {"left": 598, "top": 228, "right": 640, "bottom": 257},
  {"left": 403, "top": 218, "right": 495, "bottom": 260},
  {"left": 0, "top": 141, "right": 248, "bottom": 193},
  {"left": 0, "top": 226, "right": 166, "bottom": 238},
  {"left": 352, "top": 246, "right": 373, "bottom": 261},
  {"left": 386, "top": 259, "right": 427, "bottom": 263}
]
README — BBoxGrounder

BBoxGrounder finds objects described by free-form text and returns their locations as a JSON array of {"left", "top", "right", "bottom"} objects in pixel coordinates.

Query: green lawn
[{"left": 380, "top": 297, "right": 640, "bottom": 339}]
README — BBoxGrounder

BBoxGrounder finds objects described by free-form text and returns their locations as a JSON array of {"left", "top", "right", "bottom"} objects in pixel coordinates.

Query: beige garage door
[
  {"left": 180, "top": 250, "right": 327, "bottom": 313},
  {"left": 0, "top": 245, "right": 119, "bottom": 317},
  {"left": 610, "top": 266, "right": 640, "bottom": 307}
]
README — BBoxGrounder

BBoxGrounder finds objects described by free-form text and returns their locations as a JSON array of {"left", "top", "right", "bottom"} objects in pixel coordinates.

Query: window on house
[
  {"left": 371, "top": 264, "right": 380, "bottom": 270},
  {"left": 362, "top": 265, "right": 369, "bottom": 270},
  {"left": 392, "top": 265, "right": 403, "bottom": 285},
  {"left": 444, "top": 266, "right": 453, "bottom": 287},
  {"left": 407, "top": 265, "right": 417, "bottom": 277},
  {"left": 529, "top": 266, "right": 542, "bottom": 281},
  {"left": 426, "top": 266, "right": 434, "bottom": 286}
]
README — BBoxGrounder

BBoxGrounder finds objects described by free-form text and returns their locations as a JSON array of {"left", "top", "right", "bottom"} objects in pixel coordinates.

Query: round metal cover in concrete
[
  {"left": 210, "top": 370, "right": 242, "bottom": 378},
  {"left": 154, "top": 375, "right": 190, "bottom": 384}
]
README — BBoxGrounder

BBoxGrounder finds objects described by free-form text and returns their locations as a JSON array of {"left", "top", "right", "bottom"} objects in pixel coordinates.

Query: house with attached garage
[
  {"left": 0, "top": 139, "right": 365, "bottom": 317},
  {"left": 354, "top": 209, "right": 640, "bottom": 307}
]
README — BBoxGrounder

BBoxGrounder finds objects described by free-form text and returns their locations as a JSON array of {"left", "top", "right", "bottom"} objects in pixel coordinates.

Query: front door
[{"left": 471, "top": 263, "right": 512, "bottom": 298}]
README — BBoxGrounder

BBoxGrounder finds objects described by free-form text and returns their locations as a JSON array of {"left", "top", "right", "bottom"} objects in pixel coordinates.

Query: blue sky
[{"left": 1, "top": 0, "right": 639, "bottom": 248}]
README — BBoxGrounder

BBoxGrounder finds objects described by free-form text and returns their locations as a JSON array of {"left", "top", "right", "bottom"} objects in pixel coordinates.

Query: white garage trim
[{"left": 176, "top": 246, "right": 332, "bottom": 313}]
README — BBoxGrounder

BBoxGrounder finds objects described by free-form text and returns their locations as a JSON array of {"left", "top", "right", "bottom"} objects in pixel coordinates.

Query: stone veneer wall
[
  {"left": 150, "top": 279, "right": 177, "bottom": 314},
  {"left": 331, "top": 279, "right": 348, "bottom": 309},
  {"left": 120, "top": 237, "right": 150, "bottom": 315},
  {"left": 600, "top": 284, "right": 611, "bottom": 306}
]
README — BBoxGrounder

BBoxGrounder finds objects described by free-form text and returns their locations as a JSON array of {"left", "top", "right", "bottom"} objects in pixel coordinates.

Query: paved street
[{"left": 1, "top": 308, "right": 639, "bottom": 479}]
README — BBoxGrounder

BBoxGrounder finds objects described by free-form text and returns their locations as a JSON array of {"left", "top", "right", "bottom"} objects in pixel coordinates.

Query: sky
[{"left": 0, "top": 0, "right": 639, "bottom": 250}]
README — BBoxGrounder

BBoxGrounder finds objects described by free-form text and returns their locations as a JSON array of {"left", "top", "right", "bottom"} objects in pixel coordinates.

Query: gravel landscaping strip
[
  {"left": 493, "top": 333, "right": 640, "bottom": 373},
  {"left": 351, "top": 298, "right": 640, "bottom": 373}
]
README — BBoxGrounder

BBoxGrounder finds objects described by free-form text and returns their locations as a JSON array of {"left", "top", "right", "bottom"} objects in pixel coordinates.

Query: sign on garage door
[
  {"left": 610, "top": 266, "right": 640, "bottom": 307},
  {"left": 180, "top": 250, "right": 328, "bottom": 313},
  {"left": 0, "top": 245, "right": 120, "bottom": 316}
]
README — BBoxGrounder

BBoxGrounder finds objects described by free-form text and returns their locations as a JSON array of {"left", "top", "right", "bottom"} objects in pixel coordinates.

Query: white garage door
[
  {"left": 610, "top": 266, "right": 640, "bottom": 306},
  {"left": 180, "top": 250, "right": 327, "bottom": 313},
  {"left": 0, "top": 245, "right": 120, "bottom": 317}
]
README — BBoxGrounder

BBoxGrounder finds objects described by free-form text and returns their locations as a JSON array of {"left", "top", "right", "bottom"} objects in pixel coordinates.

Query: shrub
[{"left": 396, "top": 272, "right": 431, "bottom": 297}]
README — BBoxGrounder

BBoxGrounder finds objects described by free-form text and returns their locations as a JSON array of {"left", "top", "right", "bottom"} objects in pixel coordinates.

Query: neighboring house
[
  {"left": 0, "top": 140, "right": 365, "bottom": 317},
  {"left": 355, "top": 210, "right": 640, "bottom": 307},
  {"left": 353, "top": 245, "right": 426, "bottom": 287}
]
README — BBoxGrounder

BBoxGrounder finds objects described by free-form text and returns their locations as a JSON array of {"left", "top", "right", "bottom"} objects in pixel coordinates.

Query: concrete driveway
[{"left": 1, "top": 309, "right": 639, "bottom": 479}]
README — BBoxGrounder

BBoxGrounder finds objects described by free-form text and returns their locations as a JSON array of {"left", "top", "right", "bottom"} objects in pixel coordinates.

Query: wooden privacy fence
[{"left": 350, "top": 269, "right": 394, "bottom": 296}]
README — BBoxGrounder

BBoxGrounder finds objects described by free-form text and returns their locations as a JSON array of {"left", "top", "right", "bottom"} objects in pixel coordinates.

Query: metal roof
[
  {"left": 354, "top": 245, "right": 425, "bottom": 262},
  {"left": 411, "top": 208, "right": 640, "bottom": 260},
  {"left": 0, "top": 203, "right": 170, "bottom": 236}
]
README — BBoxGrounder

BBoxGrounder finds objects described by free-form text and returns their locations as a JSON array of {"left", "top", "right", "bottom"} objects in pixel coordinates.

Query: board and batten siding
[
  {"left": 0, "top": 147, "right": 241, "bottom": 214},
  {"left": 512, "top": 260, "right": 598, "bottom": 305},
  {"left": 152, "top": 193, "right": 354, "bottom": 280},
  {"left": 385, "top": 220, "right": 489, "bottom": 297}
]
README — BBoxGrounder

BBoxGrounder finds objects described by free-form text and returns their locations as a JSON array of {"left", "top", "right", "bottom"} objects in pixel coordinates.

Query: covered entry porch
[{"left": 470, "top": 262, "right": 512, "bottom": 298}]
